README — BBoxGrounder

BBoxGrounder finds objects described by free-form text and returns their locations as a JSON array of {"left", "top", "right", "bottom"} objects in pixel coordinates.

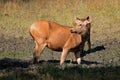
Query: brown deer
[{"left": 30, "top": 16, "right": 91, "bottom": 65}]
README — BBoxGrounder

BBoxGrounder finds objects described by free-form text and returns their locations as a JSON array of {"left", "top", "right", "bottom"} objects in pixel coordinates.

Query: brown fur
[{"left": 30, "top": 18, "right": 90, "bottom": 65}]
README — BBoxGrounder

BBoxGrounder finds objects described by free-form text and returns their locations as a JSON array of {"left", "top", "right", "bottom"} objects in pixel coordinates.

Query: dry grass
[
  {"left": 0, "top": 0, "right": 119, "bottom": 61},
  {"left": 0, "top": 0, "right": 119, "bottom": 42},
  {"left": 0, "top": 1, "right": 120, "bottom": 79}
]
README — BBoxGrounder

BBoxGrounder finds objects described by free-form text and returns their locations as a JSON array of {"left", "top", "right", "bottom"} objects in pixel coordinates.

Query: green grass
[
  {"left": 0, "top": 65, "right": 120, "bottom": 80},
  {"left": 0, "top": 52, "right": 31, "bottom": 59}
]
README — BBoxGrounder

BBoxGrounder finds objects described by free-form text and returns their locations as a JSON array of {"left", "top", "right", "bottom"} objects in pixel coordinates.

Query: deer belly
[{"left": 47, "top": 41, "right": 63, "bottom": 51}]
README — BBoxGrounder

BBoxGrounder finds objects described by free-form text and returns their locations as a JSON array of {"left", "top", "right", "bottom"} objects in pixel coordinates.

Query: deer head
[{"left": 71, "top": 16, "right": 91, "bottom": 35}]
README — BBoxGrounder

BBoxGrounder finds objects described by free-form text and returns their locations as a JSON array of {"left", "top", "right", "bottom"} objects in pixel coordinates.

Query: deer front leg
[
  {"left": 60, "top": 49, "right": 69, "bottom": 65},
  {"left": 74, "top": 51, "right": 81, "bottom": 64}
]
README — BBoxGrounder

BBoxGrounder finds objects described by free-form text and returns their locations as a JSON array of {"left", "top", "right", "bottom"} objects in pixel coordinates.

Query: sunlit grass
[
  {"left": 0, "top": 52, "right": 31, "bottom": 59},
  {"left": 0, "top": 0, "right": 119, "bottom": 41}
]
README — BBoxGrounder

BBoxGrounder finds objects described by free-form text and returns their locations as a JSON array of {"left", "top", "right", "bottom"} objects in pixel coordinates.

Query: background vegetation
[
  {"left": 0, "top": 0, "right": 119, "bottom": 40},
  {"left": 0, "top": 0, "right": 120, "bottom": 79}
]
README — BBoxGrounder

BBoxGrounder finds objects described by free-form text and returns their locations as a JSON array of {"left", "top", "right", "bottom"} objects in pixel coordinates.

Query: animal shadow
[
  {"left": 0, "top": 58, "right": 101, "bottom": 70},
  {"left": 40, "top": 59, "right": 101, "bottom": 65},
  {"left": 0, "top": 45, "right": 105, "bottom": 70},
  {"left": 81, "top": 45, "right": 105, "bottom": 57},
  {"left": 0, "top": 58, "right": 31, "bottom": 70}
]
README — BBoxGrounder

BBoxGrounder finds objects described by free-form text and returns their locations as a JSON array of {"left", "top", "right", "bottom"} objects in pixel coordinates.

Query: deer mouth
[
  {"left": 70, "top": 29, "right": 83, "bottom": 34},
  {"left": 70, "top": 29, "right": 78, "bottom": 33}
]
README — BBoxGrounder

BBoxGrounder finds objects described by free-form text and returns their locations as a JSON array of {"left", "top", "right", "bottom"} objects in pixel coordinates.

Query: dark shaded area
[
  {"left": 0, "top": 58, "right": 101, "bottom": 70},
  {"left": 40, "top": 59, "right": 101, "bottom": 65},
  {"left": 81, "top": 60, "right": 101, "bottom": 65},
  {"left": 81, "top": 45, "right": 105, "bottom": 57},
  {"left": 0, "top": 0, "right": 31, "bottom": 3},
  {"left": 0, "top": 58, "right": 31, "bottom": 70},
  {"left": 0, "top": 64, "right": 120, "bottom": 80}
]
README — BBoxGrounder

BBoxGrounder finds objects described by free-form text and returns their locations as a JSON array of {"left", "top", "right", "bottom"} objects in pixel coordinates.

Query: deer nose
[
  {"left": 70, "top": 29, "right": 74, "bottom": 33},
  {"left": 70, "top": 29, "right": 76, "bottom": 33},
  {"left": 70, "top": 29, "right": 77, "bottom": 33}
]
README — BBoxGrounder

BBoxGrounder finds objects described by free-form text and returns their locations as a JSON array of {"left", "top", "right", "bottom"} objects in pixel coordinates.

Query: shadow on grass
[
  {"left": 0, "top": 46, "right": 105, "bottom": 70},
  {"left": 0, "top": 58, "right": 101, "bottom": 70},
  {"left": 0, "top": 62, "right": 120, "bottom": 80},
  {"left": 0, "top": 57, "right": 119, "bottom": 80},
  {"left": 0, "top": 58, "right": 31, "bottom": 70},
  {"left": 81, "top": 45, "right": 105, "bottom": 57},
  {"left": 46, "top": 60, "right": 100, "bottom": 65},
  {"left": 0, "top": 0, "right": 31, "bottom": 3}
]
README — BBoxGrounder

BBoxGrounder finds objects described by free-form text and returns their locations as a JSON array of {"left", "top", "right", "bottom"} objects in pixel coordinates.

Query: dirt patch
[
  {"left": 0, "top": 36, "right": 34, "bottom": 53},
  {"left": 0, "top": 36, "right": 120, "bottom": 67}
]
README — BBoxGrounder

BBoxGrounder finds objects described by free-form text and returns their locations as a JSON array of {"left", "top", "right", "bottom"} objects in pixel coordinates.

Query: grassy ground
[
  {"left": 0, "top": 0, "right": 120, "bottom": 40},
  {"left": 0, "top": 0, "right": 120, "bottom": 79},
  {"left": 0, "top": 63, "right": 120, "bottom": 80}
]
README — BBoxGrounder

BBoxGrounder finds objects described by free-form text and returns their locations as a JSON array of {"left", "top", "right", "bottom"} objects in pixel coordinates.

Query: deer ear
[
  {"left": 84, "top": 16, "right": 91, "bottom": 25},
  {"left": 86, "top": 16, "right": 90, "bottom": 20},
  {"left": 86, "top": 16, "right": 91, "bottom": 22},
  {"left": 75, "top": 16, "right": 80, "bottom": 20},
  {"left": 75, "top": 17, "right": 80, "bottom": 24}
]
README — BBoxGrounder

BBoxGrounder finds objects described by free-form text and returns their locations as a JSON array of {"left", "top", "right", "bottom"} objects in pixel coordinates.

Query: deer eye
[{"left": 79, "top": 24, "right": 82, "bottom": 26}]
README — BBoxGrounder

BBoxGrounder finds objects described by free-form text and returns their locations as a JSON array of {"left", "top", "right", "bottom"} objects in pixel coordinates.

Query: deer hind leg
[{"left": 33, "top": 40, "right": 46, "bottom": 64}]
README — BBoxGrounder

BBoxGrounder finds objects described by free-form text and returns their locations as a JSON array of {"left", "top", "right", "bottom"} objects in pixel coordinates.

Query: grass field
[
  {"left": 0, "top": 0, "right": 120, "bottom": 40},
  {"left": 0, "top": 0, "right": 120, "bottom": 79}
]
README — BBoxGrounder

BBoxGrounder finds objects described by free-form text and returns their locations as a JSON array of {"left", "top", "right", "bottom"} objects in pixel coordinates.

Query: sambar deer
[{"left": 30, "top": 16, "right": 91, "bottom": 65}]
